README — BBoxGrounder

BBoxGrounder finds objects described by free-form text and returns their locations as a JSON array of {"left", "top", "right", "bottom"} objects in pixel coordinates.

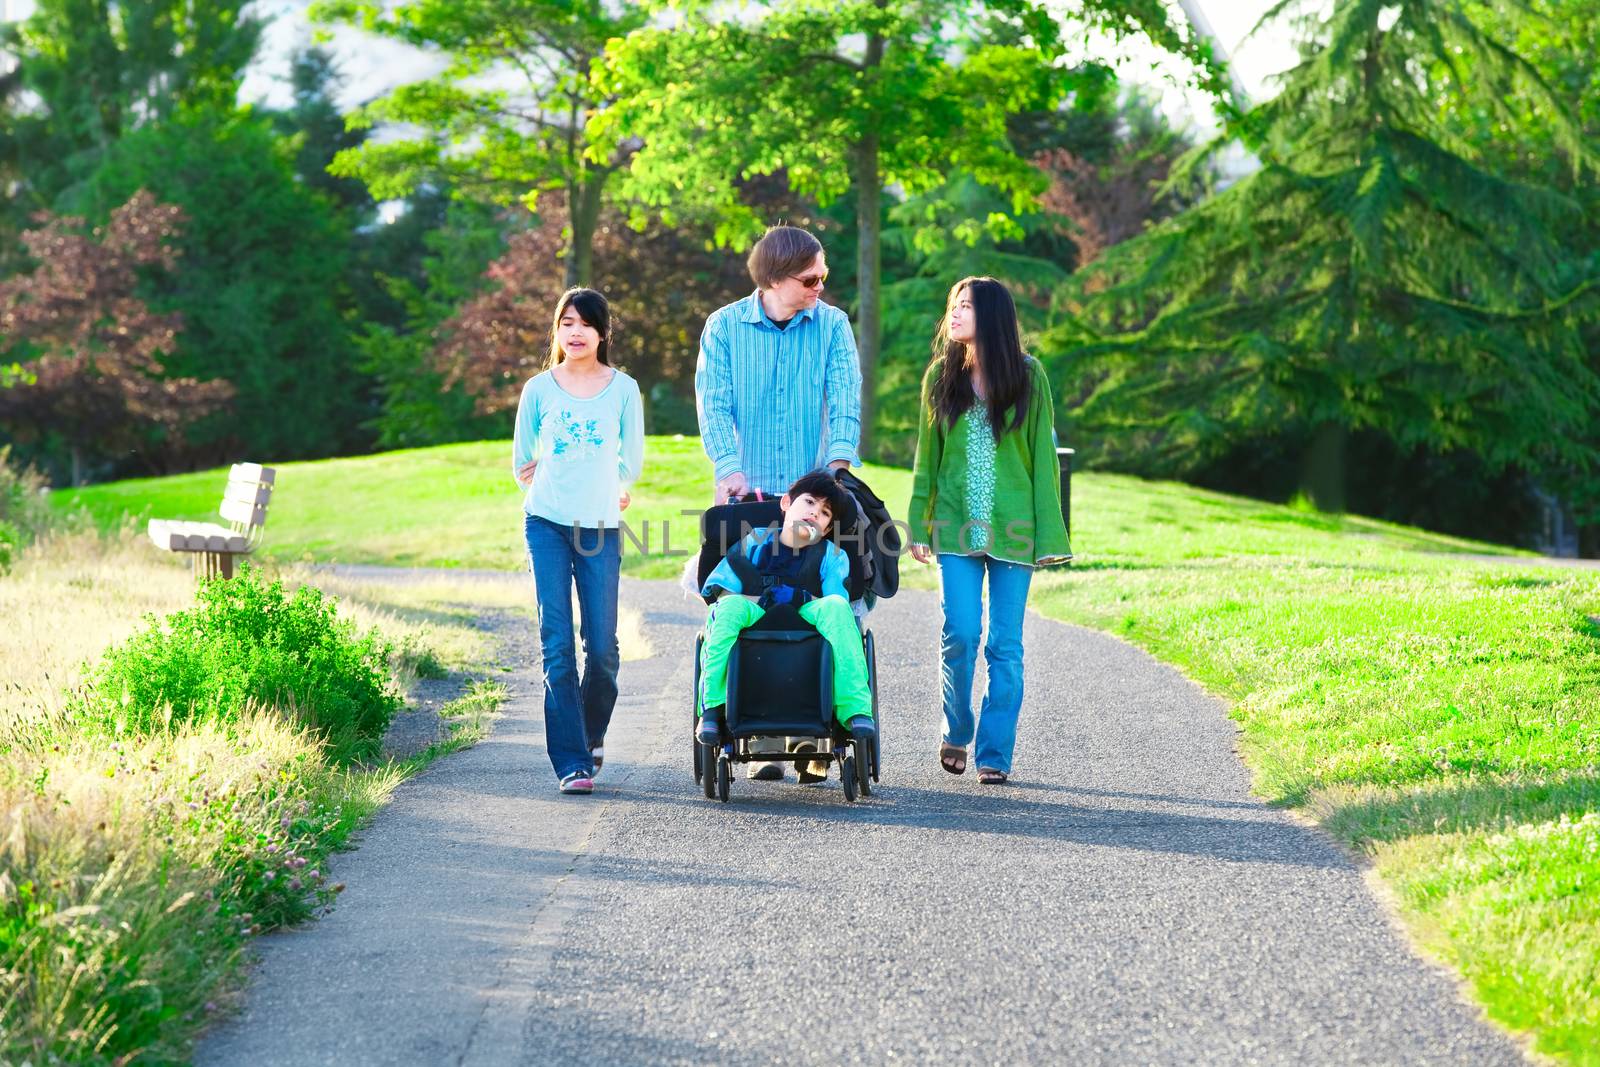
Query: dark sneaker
[
  {"left": 590, "top": 746, "right": 604, "bottom": 774},
  {"left": 846, "top": 715, "right": 876, "bottom": 739},
  {"left": 698, "top": 706, "right": 725, "bottom": 747}
]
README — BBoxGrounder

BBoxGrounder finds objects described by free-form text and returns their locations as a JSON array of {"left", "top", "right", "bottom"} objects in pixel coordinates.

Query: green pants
[{"left": 699, "top": 594, "right": 873, "bottom": 728}]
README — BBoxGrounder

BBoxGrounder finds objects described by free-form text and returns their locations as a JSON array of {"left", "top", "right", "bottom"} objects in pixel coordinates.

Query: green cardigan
[{"left": 906, "top": 357, "right": 1072, "bottom": 566}]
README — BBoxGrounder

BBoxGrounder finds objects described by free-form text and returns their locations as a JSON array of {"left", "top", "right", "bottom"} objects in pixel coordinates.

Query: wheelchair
[{"left": 689, "top": 492, "right": 883, "bottom": 803}]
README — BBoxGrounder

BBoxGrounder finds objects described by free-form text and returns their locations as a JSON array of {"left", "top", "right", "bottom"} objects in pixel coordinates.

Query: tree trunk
[
  {"left": 1579, "top": 522, "right": 1600, "bottom": 560},
  {"left": 1300, "top": 422, "right": 1347, "bottom": 512},
  {"left": 70, "top": 445, "right": 84, "bottom": 488},
  {"left": 565, "top": 172, "right": 605, "bottom": 289},
  {"left": 852, "top": 135, "right": 881, "bottom": 460}
]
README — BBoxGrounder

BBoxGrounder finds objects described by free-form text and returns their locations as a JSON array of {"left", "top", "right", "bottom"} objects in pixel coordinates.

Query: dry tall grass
[
  {"left": 1, "top": 528, "right": 193, "bottom": 730},
  {"left": 0, "top": 532, "right": 508, "bottom": 1062}
]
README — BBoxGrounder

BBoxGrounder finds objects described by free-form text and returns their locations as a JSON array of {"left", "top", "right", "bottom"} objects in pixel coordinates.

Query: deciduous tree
[
  {"left": 0, "top": 192, "right": 232, "bottom": 484},
  {"left": 590, "top": 0, "right": 1223, "bottom": 452},
  {"left": 433, "top": 206, "right": 753, "bottom": 424},
  {"left": 310, "top": 0, "right": 648, "bottom": 287}
]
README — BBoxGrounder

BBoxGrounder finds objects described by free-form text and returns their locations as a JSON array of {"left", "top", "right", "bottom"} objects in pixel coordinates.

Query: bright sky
[{"left": 236, "top": 0, "right": 1300, "bottom": 131}]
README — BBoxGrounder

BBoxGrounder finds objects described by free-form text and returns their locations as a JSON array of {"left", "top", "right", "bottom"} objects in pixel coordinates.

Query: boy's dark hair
[{"left": 785, "top": 470, "right": 854, "bottom": 532}]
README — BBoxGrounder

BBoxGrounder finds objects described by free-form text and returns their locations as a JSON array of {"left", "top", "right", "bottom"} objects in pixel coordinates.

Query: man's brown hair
[{"left": 746, "top": 225, "right": 823, "bottom": 289}]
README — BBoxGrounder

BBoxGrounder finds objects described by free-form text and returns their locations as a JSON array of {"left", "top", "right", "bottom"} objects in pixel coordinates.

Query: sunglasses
[{"left": 791, "top": 272, "right": 828, "bottom": 289}]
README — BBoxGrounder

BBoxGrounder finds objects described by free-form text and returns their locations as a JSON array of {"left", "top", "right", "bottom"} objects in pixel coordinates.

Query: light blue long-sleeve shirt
[
  {"left": 511, "top": 368, "right": 644, "bottom": 528},
  {"left": 694, "top": 291, "right": 862, "bottom": 495},
  {"left": 701, "top": 527, "right": 852, "bottom": 601}
]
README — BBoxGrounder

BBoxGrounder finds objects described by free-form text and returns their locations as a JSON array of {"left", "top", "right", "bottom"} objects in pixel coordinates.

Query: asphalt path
[{"left": 196, "top": 573, "right": 1525, "bottom": 1065}]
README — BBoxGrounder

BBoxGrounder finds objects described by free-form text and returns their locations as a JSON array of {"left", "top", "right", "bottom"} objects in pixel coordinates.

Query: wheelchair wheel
[
  {"left": 856, "top": 742, "right": 872, "bottom": 797},
  {"left": 841, "top": 755, "right": 858, "bottom": 802},
  {"left": 865, "top": 630, "right": 881, "bottom": 783},
  {"left": 701, "top": 743, "right": 718, "bottom": 799},
  {"left": 692, "top": 634, "right": 705, "bottom": 785},
  {"left": 716, "top": 753, "right": 731, "bottom": 803}
]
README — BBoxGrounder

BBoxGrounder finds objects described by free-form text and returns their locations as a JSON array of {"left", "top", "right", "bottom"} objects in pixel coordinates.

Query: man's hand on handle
[{"left": 715, "top": 471, "right": 749, "bottom": 504}]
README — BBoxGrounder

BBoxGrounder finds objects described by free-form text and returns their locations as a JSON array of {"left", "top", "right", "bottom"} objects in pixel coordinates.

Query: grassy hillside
[{"left": 56, "top": 438, "right": 1600, "bottom": 1061}]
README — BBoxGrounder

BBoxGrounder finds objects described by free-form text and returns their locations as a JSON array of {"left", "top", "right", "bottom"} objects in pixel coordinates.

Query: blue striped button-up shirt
[{"left": 694, "top": 290, "right": 862, "bottom": 495}]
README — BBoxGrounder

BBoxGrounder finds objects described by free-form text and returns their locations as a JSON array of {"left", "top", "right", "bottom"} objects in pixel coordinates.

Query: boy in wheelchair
[{"left": 695, "top": 471, "right": 877, "bottom": 764}]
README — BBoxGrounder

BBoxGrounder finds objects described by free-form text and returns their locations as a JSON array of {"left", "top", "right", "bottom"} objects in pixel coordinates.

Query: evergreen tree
[
  {"left": 75, "top": 108, "right": 362, "bottom": 464},
  {"left": 274, "top": 46, "right": 373, "bottom": 218},
  {"left": 869, "top": 88, "right": 1195, "bottom": 461},
  {"left": 0, "top": 0, "right": 260, "bottom": 210},
  {"left": 1048, "top": 0, "right": 1600, "bottom": 516}
]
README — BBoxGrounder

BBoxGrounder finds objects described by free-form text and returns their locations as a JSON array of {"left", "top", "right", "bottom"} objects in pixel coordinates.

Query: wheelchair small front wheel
[
  {"left": 701, "top": 743, "right": 719, "bottom": 799},
  {"left": 841, "top": 755, "right": 858, "bottom": 802},
  {"left": 716, "top": 754, "right": 731, "bottom": 803}
]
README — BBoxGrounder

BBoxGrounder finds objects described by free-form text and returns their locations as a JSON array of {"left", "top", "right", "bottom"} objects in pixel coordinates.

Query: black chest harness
[{"left": 724, "top": 533, "right": 829, "bottom": 608}]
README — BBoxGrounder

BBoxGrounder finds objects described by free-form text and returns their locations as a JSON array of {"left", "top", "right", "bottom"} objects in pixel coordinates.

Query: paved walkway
[{"left": 196, "top": 575, "right": 1524, "bottom": 1065}]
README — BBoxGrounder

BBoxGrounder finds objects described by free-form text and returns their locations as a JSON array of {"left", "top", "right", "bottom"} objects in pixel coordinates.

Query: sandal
[
  {"left": 976, "top": 768, "right": 1008, "bottom": 785},
  {"left": 939, "top": 742, "right": 967, "bottom": 776}
]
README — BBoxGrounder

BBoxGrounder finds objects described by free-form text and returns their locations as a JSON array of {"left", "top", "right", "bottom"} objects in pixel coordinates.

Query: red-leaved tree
[
  {"left": 0, "top": 191, "right": 233, "bottom": 484},
  {"left": 434, "top": 207, "right": 753, "bottom": 420}
]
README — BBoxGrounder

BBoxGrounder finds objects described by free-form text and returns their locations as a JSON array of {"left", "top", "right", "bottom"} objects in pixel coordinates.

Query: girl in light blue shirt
[{"left": 512, "top": 287, "right": 644, "bottom": 794}]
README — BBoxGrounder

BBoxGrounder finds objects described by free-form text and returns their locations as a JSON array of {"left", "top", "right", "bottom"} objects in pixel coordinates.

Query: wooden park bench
[{"left": 147, "top": 462, "right": 275, "bottom": 580}]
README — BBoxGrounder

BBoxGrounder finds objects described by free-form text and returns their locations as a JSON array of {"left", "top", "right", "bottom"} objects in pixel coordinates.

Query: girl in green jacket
[{"left": 907, "top": 277, "right": 1071, "bottom": 784}]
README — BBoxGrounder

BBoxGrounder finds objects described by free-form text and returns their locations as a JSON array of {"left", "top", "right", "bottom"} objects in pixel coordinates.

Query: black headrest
[{"left": 694, "top": 494, "right": 867, "bottom": 603}]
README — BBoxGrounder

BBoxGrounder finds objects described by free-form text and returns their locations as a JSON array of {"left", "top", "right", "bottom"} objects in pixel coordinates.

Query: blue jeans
[
  {"left": 525, "top": 515, "right": 621, "bottom": 779},
  {"left": 937, "top": 553, "right": 1034, "bottom": 775}
]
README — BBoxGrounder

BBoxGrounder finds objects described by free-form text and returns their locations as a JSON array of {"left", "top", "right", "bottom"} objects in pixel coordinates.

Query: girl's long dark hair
[
  {"left": 928, "top": 276, "right": 1030, "bottom": 437},
  {"left": 548, "top": 287, "right": 613, "bottom": 368}
]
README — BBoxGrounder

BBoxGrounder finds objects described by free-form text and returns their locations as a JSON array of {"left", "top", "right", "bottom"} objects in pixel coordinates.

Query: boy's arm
[
  {"left": 699, "top": 530, "right": 759, "bottom": 598},
  {"left": 820, "top": 543, "right": 851, "bottom": 601}
]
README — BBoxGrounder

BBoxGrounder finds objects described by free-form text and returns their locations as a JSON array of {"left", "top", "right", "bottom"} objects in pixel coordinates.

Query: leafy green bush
[
  {"left": 0, "top": 520, "right": 17, "bottom": 573},
  {"left": 79, "top": 567, "right": 400, "bottom": 763}
]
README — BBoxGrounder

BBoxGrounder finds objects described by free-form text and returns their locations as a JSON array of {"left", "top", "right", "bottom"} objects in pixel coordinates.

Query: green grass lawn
[{"left": 57, "top": 437, "right": 1600, "bottom": 1062}]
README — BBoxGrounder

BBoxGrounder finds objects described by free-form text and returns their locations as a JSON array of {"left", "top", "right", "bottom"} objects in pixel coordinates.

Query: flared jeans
[
  {"left": 936, "top": 552, "right": 1033, "bottom": 775},
  {"left": 525, "top": 514, "right": 621, "bottom": 780}
]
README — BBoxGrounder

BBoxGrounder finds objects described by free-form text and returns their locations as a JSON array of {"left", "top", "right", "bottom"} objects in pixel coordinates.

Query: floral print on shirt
[
  {"left": 963, "top": 405, "right": 996, "bottom": 552},
  {"left": 551, "top": 410, "right": 606, "bottom": 460}
]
